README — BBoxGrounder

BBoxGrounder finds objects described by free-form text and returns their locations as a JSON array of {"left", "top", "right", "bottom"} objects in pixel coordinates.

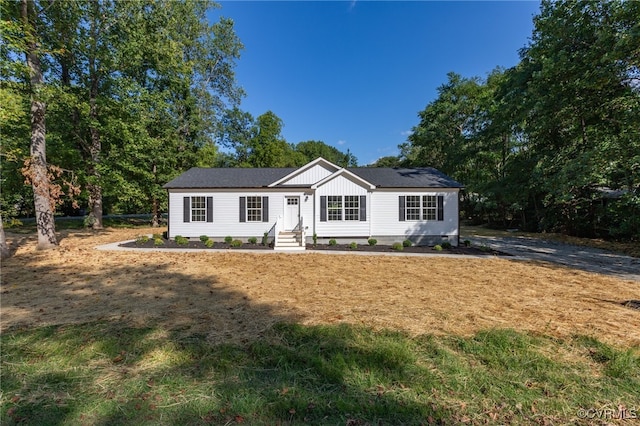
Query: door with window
[{"left": 284, "top": 197, "right": 300, "bottom": 230}]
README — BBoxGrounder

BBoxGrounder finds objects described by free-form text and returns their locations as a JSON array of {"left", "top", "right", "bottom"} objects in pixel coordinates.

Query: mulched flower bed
[{"left": 120, "top": 238, "right": 510, "bottom": 256}]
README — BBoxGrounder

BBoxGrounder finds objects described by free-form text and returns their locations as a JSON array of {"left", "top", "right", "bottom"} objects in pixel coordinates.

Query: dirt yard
[{"left": 2, "top": 228, "right": 639, "bottom": 347}]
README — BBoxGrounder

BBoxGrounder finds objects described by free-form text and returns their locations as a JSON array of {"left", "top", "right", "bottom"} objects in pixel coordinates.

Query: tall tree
[{"left": 20, "top": 0, "right": 58, "bottom": 249}]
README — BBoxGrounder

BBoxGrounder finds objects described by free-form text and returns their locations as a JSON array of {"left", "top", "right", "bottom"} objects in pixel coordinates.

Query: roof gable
[
  {"left": 311, "top": 168, "right": 376, "bottom": 190},
  {"left": 267, "top": 157, "right": 340, "bottom": 187}
]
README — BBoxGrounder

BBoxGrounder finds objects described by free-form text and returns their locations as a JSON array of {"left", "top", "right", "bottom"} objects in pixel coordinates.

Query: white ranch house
[{"left": 164, "top": 157, "right": 463, "bottom": 250}]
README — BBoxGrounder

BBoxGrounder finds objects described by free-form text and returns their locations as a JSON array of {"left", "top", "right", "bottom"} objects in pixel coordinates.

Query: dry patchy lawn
[{"left": 2, "top": 228, "right": 638, "bottom": 348}]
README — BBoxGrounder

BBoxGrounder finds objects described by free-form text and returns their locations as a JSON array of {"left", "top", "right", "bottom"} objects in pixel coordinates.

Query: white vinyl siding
[
  {"left": 315, "top": 174, "right": 369, "bottom": 237},
  {"left": 168, "top": 190, "right": 310, "bottom": 239},
  {"left": 370, "top": 190, "right": 459, "bottom": 238}
]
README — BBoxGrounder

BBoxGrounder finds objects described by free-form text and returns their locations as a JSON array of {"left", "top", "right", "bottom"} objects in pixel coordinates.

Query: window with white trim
[
  {"left": 422, "top": 195, "right": 437, "bottom": 221},
  {"left": 191, "top": 196, "right": 206, "bottom": 222},
  {"left": 327, "top": 196, "right": 342, "bottom": 221},
  {"left": 405, "top": 195, "right": 421, "bottom": 221},
  {"left": 344, "top": 196, "right": 360, "bottom": 221},
  {"left": 246, "top": 196, "right": 262, "bottom": 222}
]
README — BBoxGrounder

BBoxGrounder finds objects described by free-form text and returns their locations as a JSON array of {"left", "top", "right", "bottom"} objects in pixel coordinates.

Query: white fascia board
[
  {"left": 311, "top": 168, "right": 376, "bottom": 190},
  {"left": 267, "top": 157, "right": 340, "bottom": 187}
]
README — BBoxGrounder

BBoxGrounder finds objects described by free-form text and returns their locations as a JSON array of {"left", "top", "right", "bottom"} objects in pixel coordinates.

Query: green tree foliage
[
  {"left": 296, "top": 141, "right": 357, "bottom": 167},
  {"left": 403, "top": 0, "right": 639, "bottom": 239},
  {"left": 1, "top": 0, "right": 244, "bottom": 229},
  {"left": 212, "top": 109, "right": 357, "bottom": 167}
]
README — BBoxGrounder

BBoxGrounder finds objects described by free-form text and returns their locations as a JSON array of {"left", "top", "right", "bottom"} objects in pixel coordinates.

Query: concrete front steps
[{"left": 274, "top": 231, "right": 305, "bottom": 251}]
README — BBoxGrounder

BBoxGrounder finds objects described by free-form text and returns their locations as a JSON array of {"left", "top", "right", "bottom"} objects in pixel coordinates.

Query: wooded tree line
[
  {"left": 376, "top": 0, "right": 639, "bottom": 240},
  {"left": 0, "top": 0, "right": 355, "bottom": 251}
]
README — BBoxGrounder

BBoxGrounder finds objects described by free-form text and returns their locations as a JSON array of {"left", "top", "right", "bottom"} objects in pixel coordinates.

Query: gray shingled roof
[
  {"left": 164, "top": 166, "right": 463, "bottom": 189},
  {"left": 164, "top": 168, "right": 296, "bottom": 189},
  {"left": 348, "top": 167, "right": 463, "bottom": 188}
]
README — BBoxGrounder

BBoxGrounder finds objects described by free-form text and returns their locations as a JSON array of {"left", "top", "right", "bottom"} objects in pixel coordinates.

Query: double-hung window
[
  {"left": 422, "top": 195, "right": 437, "bottom": 221},
  {"left": 400, "top": 195, "right": 443, "bottom": 221},
  {"left": 321, "top": 195, "right": 366, "bottom": 222},
  {"left": 183, "top": 196, "right": 212, "bottom": 223},
  {"left": 191, "top": 196, "right": 206, "bottom": 222},
  {"left": 327, "top": 196, "right": 342, "bottom": 221},
  {"left": 405, "top": 196, "right": 421, "bottom": 221},
  {"left": 246, "top": 196, "right": 262, "bottom": 222},
  {"left": 344, "top": 196, "right": 360, "bottom": 221}
]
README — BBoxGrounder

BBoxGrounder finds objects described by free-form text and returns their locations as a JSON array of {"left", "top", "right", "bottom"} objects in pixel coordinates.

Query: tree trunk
[
  {"left": 87, "top": 2, "right": 103, "bottom": 230},
  {"left": 22, "top": 0, "right": 58, "bottom": 250},
  {"left": 151, "top": 163, "right": 159, "bottom": 227},
  {"left": 0, "top": 213, "right": 10, "bottom": 260}
]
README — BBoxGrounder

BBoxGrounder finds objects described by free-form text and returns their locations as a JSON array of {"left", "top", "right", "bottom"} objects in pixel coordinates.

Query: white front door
[{"left": 284, "top": 197, "right": 300, "bottom": 230}]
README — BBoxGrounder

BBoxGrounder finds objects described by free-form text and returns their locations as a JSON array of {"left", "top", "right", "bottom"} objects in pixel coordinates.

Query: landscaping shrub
[
  {"left": 230, "top": 239, "right": 243, "bottom": 247},
  {"left": 199, "top": 235, "right": 210, "bottom": 243},
  {"left": 224, "top": 236, "right": 233, "bottom": 244},
  {"left": 433, "top": 244, "right": 443, "bottom": 251},
  {"left": 205, "top": 239, "right": 214, "bottom": 248},
  {"left": 262, "top": 232, "right": 269, "bottom": 246},
  {"left": 313, "top": 233, "right": 318, "bottom": 246},
  {"left": 135, "top": 235, "right": 149, "bottom": 245},
  {"left": 152, "top": 233, "right": 163, "bottom": 240},
  {"left": 153, "top": 237, "right": 164, "bottom": 246},
  {"left": 403, "top": 239, "right": 413, "bottom": 247},
  {"left": 464, "top": 239, "right": 471, "bottom": 247},
  {"left": 392, "top": 242, "right": 404, "bottom": 251},
  {"left": 248, "top": 237, "right": 258, "bottom": 244},
  {"left": 329, "top": 239, "right": 337, "bottom": 246},
  {"left": 368, "top": 238, "right": 377, "bottom": 246},
  {"left": 441, "top": 241, "right": 452, "bottom": 249},
  {"left": 175, "top": 236, "right": 189, "bottom": 245},
  {"left": 4, "top": 218, "right": 23, "bottom": 228},
  {"left": 349, "top": 242, "right": 357, "bottom": 250}
]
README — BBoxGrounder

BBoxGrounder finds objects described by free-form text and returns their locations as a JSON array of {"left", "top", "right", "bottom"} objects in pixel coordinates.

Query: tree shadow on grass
[{"left": 2, "top": 256, "right": 447, "bottom": 425}]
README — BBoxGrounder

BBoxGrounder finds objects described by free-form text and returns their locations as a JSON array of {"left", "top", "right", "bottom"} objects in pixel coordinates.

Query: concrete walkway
[
  {"left": 96, "top": 241, "right": 491, "bottom": 259},
  {"left": 467, "top": 235, "right": 640, "bottom": 282}
]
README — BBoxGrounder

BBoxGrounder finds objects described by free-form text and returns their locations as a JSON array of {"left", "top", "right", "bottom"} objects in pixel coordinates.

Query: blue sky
[{"left": 210, "top": 1, "right": 541, "bottom": 165}]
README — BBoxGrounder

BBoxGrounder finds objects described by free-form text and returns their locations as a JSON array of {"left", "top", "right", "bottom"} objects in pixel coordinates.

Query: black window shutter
[
  {"left": 239, "top": 197, "right": 246, "bottom": 222},
  {"left": 320, "top": 196, "right": 327, "bottom": 222},
  {"left": 399, "top": 196, "right": 405, "bottom": 222},
  {"left": 206, "top": 197, "right": 213, "bottom": 222},
  {"left": 359, "top": 195, "right": 366, "bottom": 221},
  {"left": 183, "top": 197, "right": 190, "bottom": 223},
  {"left": 437, "top": 195, "right": 444, "bottom": 221},
  {"left": 262, "top": 196, "right": 269, "bottom": 222}
]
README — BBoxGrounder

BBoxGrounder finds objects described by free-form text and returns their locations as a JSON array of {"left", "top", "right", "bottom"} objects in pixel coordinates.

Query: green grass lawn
[{"left": 2, "top": 322, "right": 638, "bottom": 425}]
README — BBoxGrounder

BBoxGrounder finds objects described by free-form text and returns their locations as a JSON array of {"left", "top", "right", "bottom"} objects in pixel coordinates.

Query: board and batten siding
[
  {"left": 370, "top": 189, "right": 459, "bottom": 240},
  {"left": 283, "top": 164, "right": 334, "bottom": 185},
  {"left": 314, "top": 174, "right": 370, "bottom": 237},
  {"left": 167, "top": 189, "right": 310, "bottom": 239}
]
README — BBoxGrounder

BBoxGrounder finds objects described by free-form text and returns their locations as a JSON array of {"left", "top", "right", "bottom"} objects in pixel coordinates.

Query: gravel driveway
[{"left": 466, "top": 235, "right": 640, "bottom": 282}]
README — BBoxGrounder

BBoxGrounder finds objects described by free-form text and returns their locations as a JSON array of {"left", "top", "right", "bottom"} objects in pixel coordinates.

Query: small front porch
[{"left": 273, "top": 215, "right": 306, "bottom": 252}]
